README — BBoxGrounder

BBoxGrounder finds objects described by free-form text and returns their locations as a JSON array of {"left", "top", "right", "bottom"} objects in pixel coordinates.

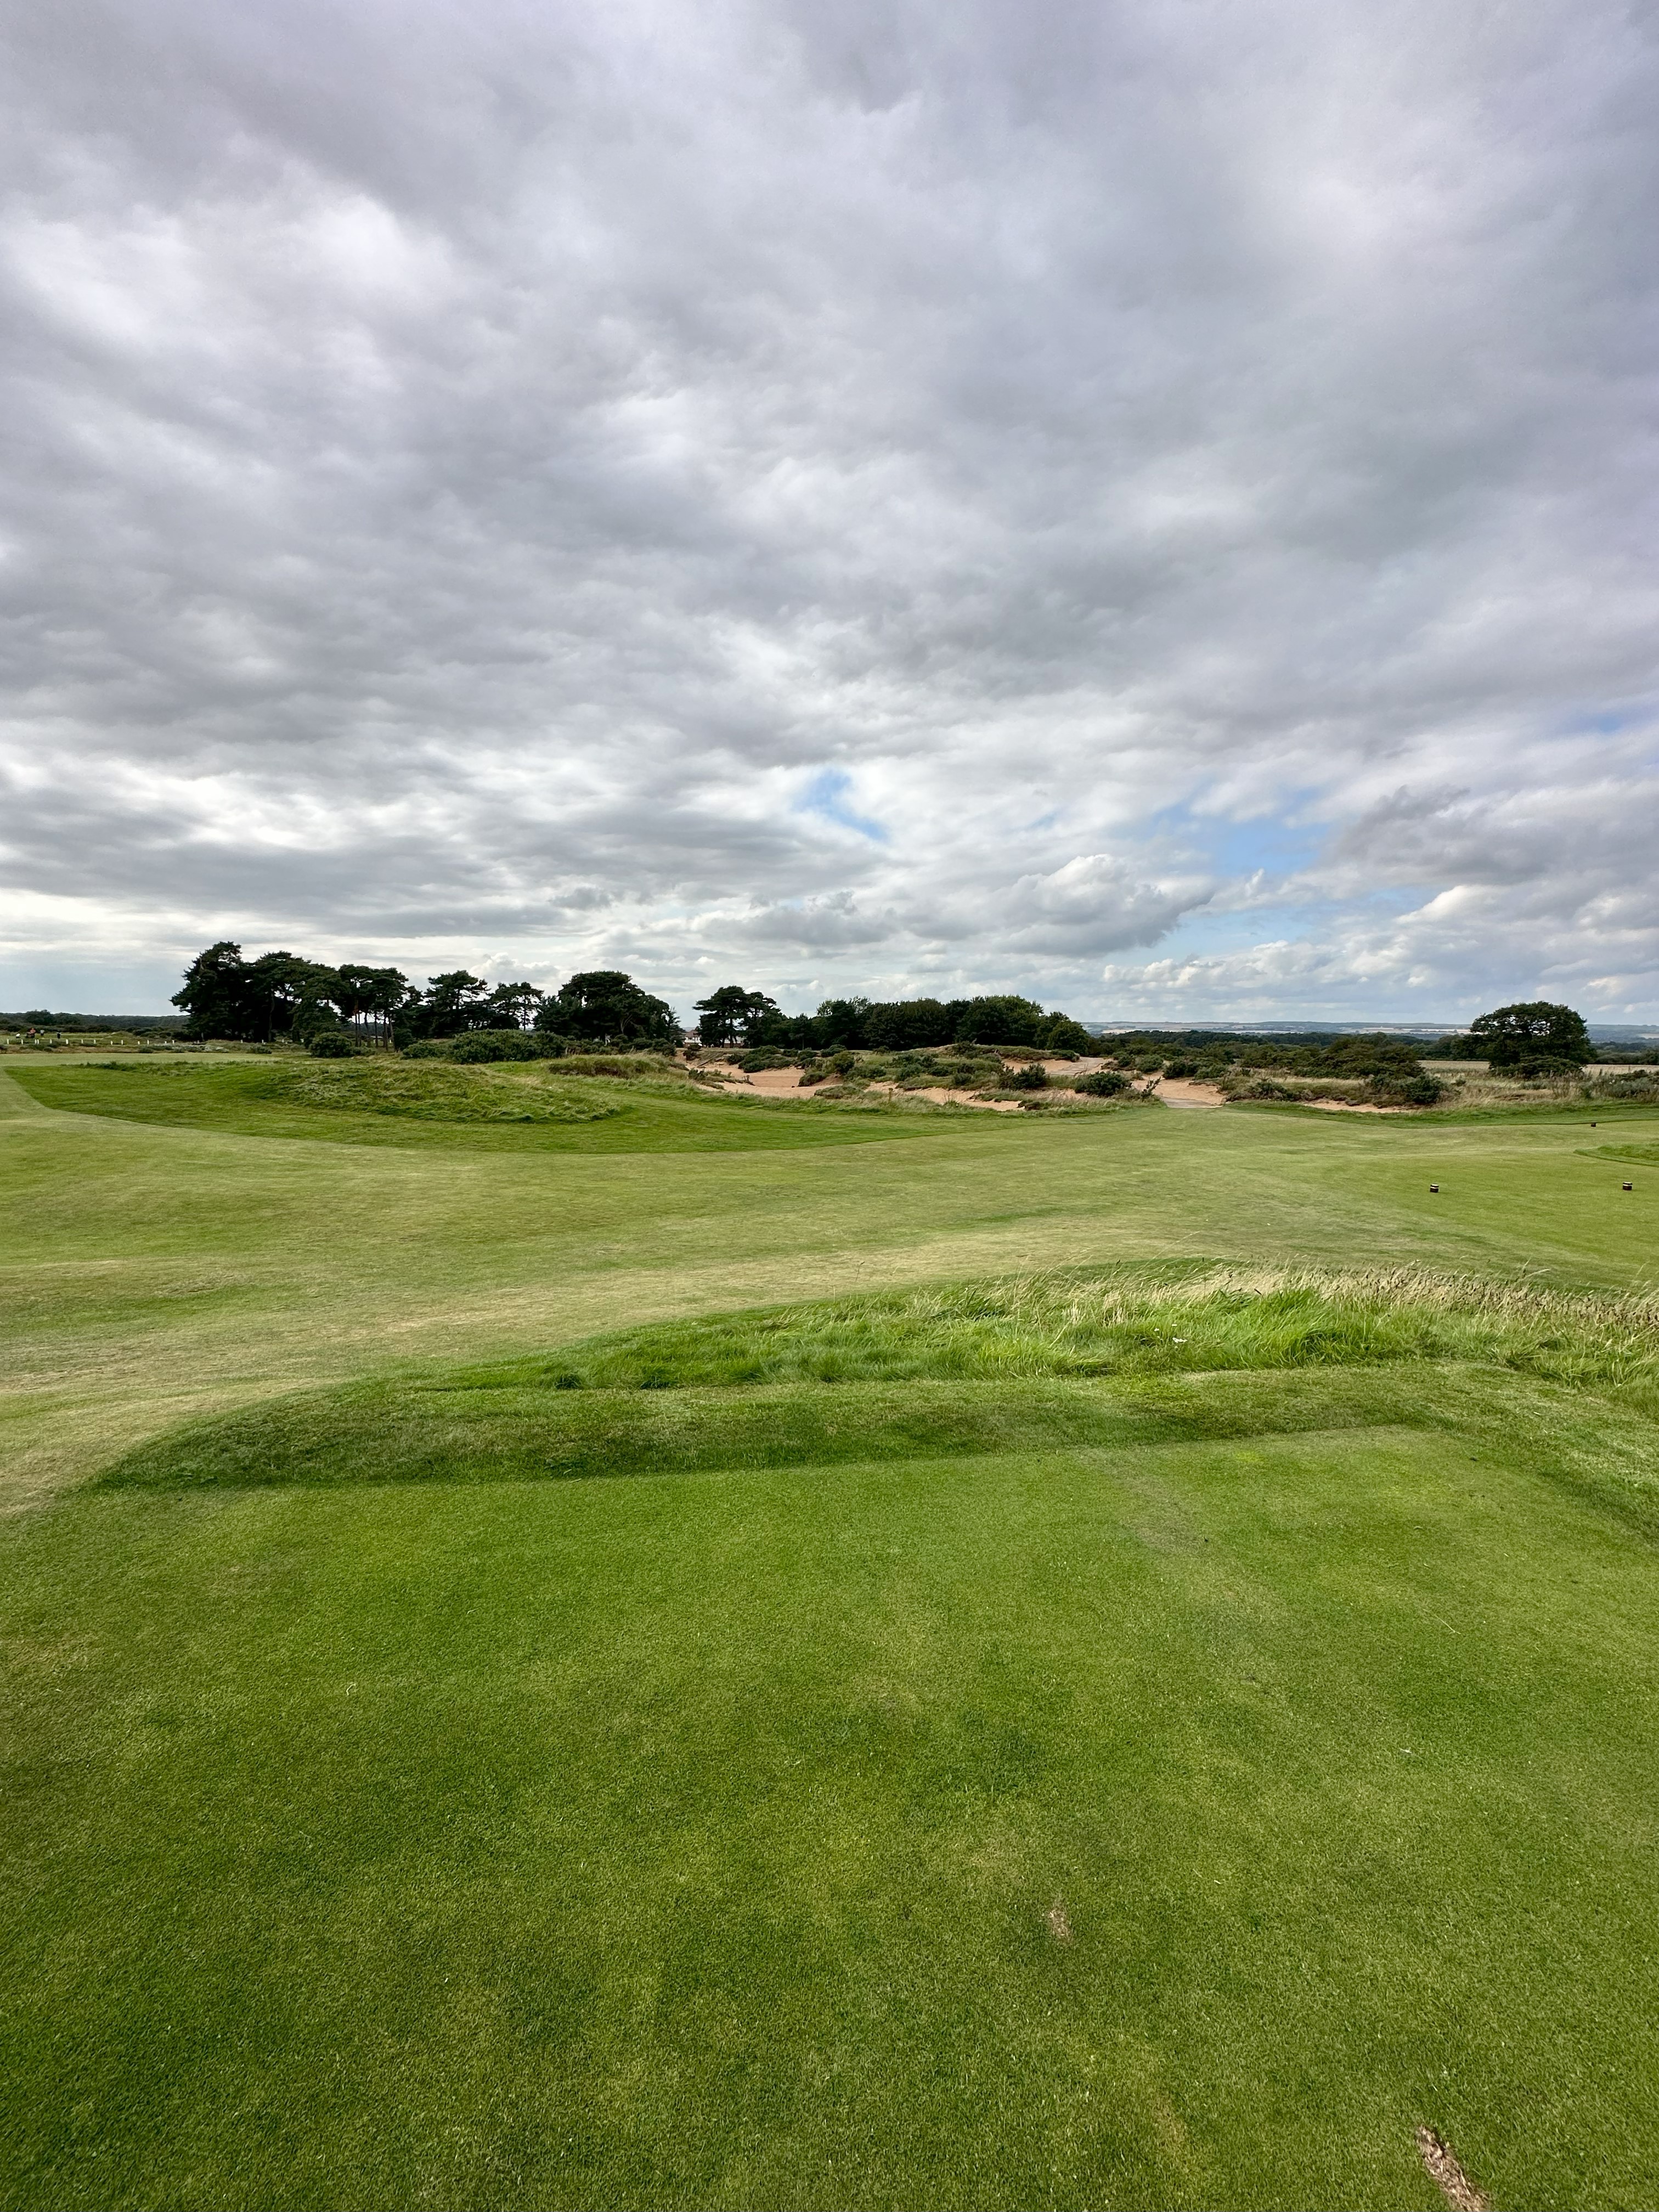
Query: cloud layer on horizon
[{"left": 2, "top": 0, "right": 1656, "bottom": 1020}]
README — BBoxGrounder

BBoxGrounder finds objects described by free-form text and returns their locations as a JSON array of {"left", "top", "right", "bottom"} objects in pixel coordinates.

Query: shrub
[
  {"left": 1040, "top": 1017, "right": 1094, "bottom": 1053},
  {"left": 1369, "top": 1069, "right": 1444, "bottom": 1106},
  {"left": 548, "top": 1053, "right": 680, "bottom": 1080},
  {"left": 800, "top": 1051, "right": 857, "bottom": 1087},
  {"left": 1073, "top": 1069, "right": 1129, "bottom": 1097},
  {"left": 308, "top": 1032, "right": 356, "bottom": 1058},
  {"left": 1005, "top": 1063, "right": 1049, "bottom": 1090},
  {"left": 1164, "top": 1057, "right": 1199, "bottom": 1079},
  {"left": 449, "top": 1029, "right": 539, "bottom": 1063}
]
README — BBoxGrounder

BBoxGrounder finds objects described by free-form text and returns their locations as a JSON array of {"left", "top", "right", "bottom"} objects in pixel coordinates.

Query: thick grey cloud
[{"left": 2, "top": 0, "right": 1656, "bottom": 1019}]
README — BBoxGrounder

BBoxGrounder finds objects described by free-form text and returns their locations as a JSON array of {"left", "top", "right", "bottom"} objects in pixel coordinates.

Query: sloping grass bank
[{"left": 103, "top": 1267, "right": 1659, "bottom": 1538}]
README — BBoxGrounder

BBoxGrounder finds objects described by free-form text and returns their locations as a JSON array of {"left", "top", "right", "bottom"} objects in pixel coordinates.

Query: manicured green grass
[
  {"left": 3, "top": 1063, "right": 1656, "bottom": 1509},
  {"left": 7, "top": 1336, "right": 1659, "bottom": 2207},
  {"left": 7, "top": 1069, "right": 1659, "bottom": 2206}
]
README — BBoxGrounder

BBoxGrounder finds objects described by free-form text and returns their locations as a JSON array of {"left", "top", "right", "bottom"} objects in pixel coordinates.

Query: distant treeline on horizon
[
  {"left": 1, "top": 1011, "right": 183, "bottom": 1033},
  {"left": 9, "top": 953, "right": 1637, "bottom": 1068}
]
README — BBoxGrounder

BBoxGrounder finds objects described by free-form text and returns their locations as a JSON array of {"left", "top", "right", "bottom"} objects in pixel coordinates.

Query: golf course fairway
[{"left": 4, "top": 1059, "right": 1658, "bottom": 2209}]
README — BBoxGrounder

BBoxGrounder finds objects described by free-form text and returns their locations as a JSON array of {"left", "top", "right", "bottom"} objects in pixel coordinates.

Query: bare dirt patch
[
  {"left": 1416, "top": 2126, "right": 1491, "bottom": 2212},
  {"left": 1047, "top": 1899, "right": 1075, "bottom": 1945}
]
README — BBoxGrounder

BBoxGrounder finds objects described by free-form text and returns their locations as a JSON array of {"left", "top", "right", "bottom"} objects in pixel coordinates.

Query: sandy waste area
[{"left": 690, "top": 1056, "right": 1180, "bottom": 1112}]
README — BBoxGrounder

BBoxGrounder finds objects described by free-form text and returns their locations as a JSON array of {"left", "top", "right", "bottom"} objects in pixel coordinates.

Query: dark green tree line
[
  {"left": 692, "top": 986, "right": 1093, "bottom": 1053},
  {"left": 174, "top": 944, "right": 1093, "bottom": 1054}
]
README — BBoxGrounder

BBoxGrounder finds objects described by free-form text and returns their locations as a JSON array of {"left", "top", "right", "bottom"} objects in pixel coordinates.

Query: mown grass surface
[
  {"left": 4, "top": 1066, "right": 1657, "bottom": 1513},
  {"left": 7, "top": 1404, "right": 1659, "bottom": 2207},
  {"left": 7, "top": 1271, "right": 1659, "bottom": 2209},
  {"left": 8, "top": 1070, "right": 1659, "bottom": 2206}
]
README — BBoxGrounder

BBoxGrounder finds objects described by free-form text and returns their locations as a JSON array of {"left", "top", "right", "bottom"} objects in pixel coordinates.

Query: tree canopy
[
  {"left": 1467, "top": 1002, "right": 1592, "bottom": 1066},
  {"left": 695, "top": 985, "right": 781, "bottom": 1046},
  {"left": 171, "top": 943, "right": 1098, "bottom": 1055},
  {"left": 537, "top": 971, "right": 679, "bottom": 1046},
  {"left": 171, "top": 945, "right": 402, "bottom": 1043},
  {"left": 748, "top": 991, "right": 1093, "bottom": 1052}
]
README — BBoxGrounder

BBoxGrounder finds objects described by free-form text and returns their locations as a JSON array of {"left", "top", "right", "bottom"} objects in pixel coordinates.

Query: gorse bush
[
  {"left": 1074, "top": 1069, "right": 1129, "bottom": 1097},
  {"left": 448, "top": 1029, "right": 541, "bottom": 1063},
  {"left": 1369, "top": 1068, "right": 1443, "bottom": 1105}
]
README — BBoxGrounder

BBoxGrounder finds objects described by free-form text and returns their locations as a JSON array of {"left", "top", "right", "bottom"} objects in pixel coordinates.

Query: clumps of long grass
[
  {"left": 453, "top": 1263, "right": 1659, "bottom": 1396},
  {"left": 539, "top": 1053, "right": 685, "bottom": 1081},
  {"left": 1587, "top": 1069, "right": 1659, "bottom": 1102}
]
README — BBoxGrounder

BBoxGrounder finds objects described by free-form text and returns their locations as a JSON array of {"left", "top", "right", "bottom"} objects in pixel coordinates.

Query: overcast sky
[{"left": 2, "top": 0, "right": 1656, "bottom": 1022}]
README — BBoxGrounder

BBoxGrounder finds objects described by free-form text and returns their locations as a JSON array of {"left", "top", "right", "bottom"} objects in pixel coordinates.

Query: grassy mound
[
  {"left": 8, "top": 1057, "right": 962, "bottom": 1152},
  {"left": 12, "top": 1271, "right": 1659, "bottom": 2208},
  {"left": 103, "top": 1266, "right": 1659, "bottom": 1514},
  {"left": 449, "top": 1262, "right": 1659, "bottom": 1390},
  {"left": 261, "top": 1059, "right": 624, "bottom": 1122}
]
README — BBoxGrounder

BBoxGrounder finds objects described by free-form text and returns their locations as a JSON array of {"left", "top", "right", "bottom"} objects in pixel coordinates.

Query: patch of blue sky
[
  {"left": 1560, "top": 699, "right": 1655, "bottom": 737},
  {"left": 1153, "top": 883, "right": 1420, "bottom": 962},
  {"left": 1149, "top": 798, "right": 1325, "bottom": 880},
  {"left": 795, "top": 769, "right": 888, "bottom": 842}
]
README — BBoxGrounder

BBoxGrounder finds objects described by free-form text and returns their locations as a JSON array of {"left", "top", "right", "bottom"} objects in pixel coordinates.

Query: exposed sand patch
[
  {"left": 1155, "top": 1080, "right": 1227, "bottom": 1110},
  {"left": 865, "top": 1082, "right": 1025, "bottom": 1113},
  {"left": 685, "top": 1054, "right": 1158, "bottom": 1115}
]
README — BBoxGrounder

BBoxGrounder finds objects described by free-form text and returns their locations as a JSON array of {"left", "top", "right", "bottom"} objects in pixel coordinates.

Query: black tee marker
[{"left": 1429, "top": 1184, "right": 1439, "bottom": 1193}]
